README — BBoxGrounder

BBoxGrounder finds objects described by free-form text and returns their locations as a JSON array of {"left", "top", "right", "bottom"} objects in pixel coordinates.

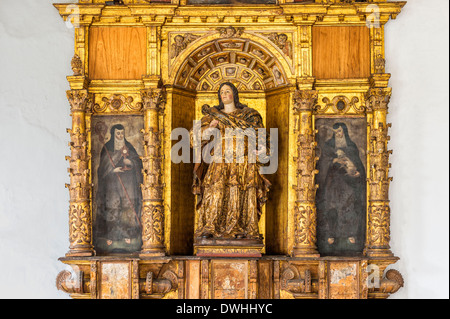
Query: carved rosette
[
  {"left": 365, "top": 88, "right": 394, "bottom": 257},
  {"left": 292, "top": 90, "right": 320, "bottom": 257},
  {"left": 140, "top": 87, "right": 166, "bottom": 257},
  {"left": 66, "top": 90, "right": 94, "bottom": 257}
]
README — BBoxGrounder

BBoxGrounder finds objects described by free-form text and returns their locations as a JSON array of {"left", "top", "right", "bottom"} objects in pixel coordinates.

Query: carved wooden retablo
[{"left": 55, "top": 0, "right": 406, "bottom": 300}]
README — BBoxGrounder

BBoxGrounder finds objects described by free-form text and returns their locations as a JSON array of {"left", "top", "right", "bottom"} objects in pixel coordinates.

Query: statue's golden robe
[{"left": 191, "top": 106, "right": 271, "bottom": 239}]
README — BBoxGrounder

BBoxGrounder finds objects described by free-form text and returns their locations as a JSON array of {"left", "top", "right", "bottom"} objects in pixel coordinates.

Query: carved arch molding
[
  {"left": 171, "top": 31, "right": 291, "bottom": 91},
  {"left": 55, "top": 0, "right": 407, "bottom": 300}
]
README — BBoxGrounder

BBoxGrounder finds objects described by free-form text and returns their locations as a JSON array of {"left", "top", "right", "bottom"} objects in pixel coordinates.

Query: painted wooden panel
[
  {"left": 315, "top": 118, "right": 367, "bottom": 257},
  {"left": 313, "top": 26, "right": 370, "bottom": 79},
  {"left": 89, "top": 27, "right": 147, "bottom": 80},
  {"left": 328, "top": 262, "right": 359, "bottom": 299},
  {"left": 212, "top": 260, "right": 248, "bottom": 299},
  {"left": 91, "top": 115, "right": 144, "bottom": 255},
  {"left": 99, "top": 262, "right": 131, "bottom": 299}
]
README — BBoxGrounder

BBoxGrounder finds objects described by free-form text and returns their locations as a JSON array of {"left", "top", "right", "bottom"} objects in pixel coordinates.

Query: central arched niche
[
  {"left": 175, "top": 38, "right": 288, "bottom": 91},
  {"left": 168, "top": 35, "right": 293, "bottom": 256}
]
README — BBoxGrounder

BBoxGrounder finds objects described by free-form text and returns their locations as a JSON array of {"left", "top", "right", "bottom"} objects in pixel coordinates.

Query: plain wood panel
[
  {"left": 89, "top": 27, "right": 147, "bottom": 80},
  {"left": 313, "top": 26, "right": 370, "bottom": 79},
  {"left": 170, "top": 90, "right": 196, "bottom": 255},
  {"left": 265, "top": 90, "right": 290, "bottom": 255}
]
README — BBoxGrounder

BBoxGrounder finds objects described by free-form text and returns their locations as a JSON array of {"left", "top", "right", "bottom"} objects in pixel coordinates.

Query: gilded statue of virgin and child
[{"left": 191, "top": 82, "right": 272, "bottom": 242}]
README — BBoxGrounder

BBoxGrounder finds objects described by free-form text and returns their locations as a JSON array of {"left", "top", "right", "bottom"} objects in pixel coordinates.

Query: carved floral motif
[
  {"left": 368, "top": 204, "right": 391, "bottom": 247},
  {"left": 71, "top": 54, "right": 83, "bottom": 76}
]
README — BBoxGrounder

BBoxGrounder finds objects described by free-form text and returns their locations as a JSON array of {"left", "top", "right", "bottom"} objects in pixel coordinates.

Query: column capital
[{"left": 293, "top": 89, "right": 318, "bottom": 114}]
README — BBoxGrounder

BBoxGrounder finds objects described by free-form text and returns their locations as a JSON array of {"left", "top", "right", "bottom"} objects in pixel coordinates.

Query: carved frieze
[
  {"left": 93, "top": 94, "right": 143, "bottom": 113},
  {"left": 315, "top": 95, "right": 365, "bottom": 115}
]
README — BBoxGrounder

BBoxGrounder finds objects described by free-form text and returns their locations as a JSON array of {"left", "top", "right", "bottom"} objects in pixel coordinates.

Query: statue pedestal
[{"left": 193, "top": 238, "right": 264, "bottom": 257}]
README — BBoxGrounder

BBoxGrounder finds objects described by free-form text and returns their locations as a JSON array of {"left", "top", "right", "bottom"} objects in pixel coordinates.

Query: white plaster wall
[{"left": 0, "top": 0, "right": 447, "bottom": 299}]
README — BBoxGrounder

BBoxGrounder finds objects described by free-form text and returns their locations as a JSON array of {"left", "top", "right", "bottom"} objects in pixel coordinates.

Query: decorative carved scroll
[
  {"left": 56, "top": 269, "right": 86, "bottom": 294},
  {"left": 379, "top": 269, "right": 404, "bottom": 294},
  {"left": 292, "top": 89, "right": 320, "bottom": 257},
  {"left": 315, "top": 95, "right": 365, "bottom": 115},
  {"left": 93, "top": 94, "right": 143, "bottom": 113},
  {"left": 144, "top": 269, "right": 178, "bottom": 297},
  {"left": 140, "top": 87, "right": 167, "bottom": 257},
  {"left": 280, "top": 265, "right": 313, "bottom": 296}
]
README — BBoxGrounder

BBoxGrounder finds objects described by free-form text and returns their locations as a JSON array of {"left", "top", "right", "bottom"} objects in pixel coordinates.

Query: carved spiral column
[
  {"left": 365, "top": 88, "right": 394, "bottom": 258},
  {"left": 292, "top": 89, "right": 320, "bottom": 258},
  {"left": 65, "top": 90, "right": 95, "bottom": 257},
  {"left": 140, "top": 88, "right": 166, "bottom": 257}
]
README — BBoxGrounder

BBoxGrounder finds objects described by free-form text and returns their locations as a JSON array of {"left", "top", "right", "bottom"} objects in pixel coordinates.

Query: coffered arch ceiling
[{"left": 172, "top": 36, "right": 292, "bottom": 92}]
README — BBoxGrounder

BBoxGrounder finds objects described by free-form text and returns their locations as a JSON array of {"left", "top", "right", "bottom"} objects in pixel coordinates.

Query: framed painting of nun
[
  {"left": 91, "top": 115, "right": 144, "bottom": 255},
  {"left": 315, "top": 117, "right": 367, "bottom": 256}
]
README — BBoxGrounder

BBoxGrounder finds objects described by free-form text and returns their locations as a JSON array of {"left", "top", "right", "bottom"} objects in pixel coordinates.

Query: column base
[
  {"left": 65, "top": 248, "right": 95, "bottom": 258},
  {"left": 364, "top": 247, "right": 394, "bottom": 258},
  {"left": 194, "top": 238, "right": 264, "bottom": 257},
  {"left": 292, "top": 247, "right": 320, "bottom": 258},
  {"left": 139, "top": 245, "right": 166, "bottom": 258}
]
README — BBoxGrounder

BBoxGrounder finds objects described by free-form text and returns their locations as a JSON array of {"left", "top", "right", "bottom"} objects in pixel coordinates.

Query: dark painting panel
[
  {"left": 92, "top": 115, "right": 144, "bottom": 255},
  {"left": 315, "top": 118, "right": 367, "bottom": 256},
  {"left": 187, "top": 0, "right": 277, "bottom": 4}
]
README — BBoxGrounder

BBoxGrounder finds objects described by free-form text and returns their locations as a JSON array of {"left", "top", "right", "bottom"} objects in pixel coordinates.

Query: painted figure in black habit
[
  {"left": 94, "top": 124, "right": 143, "bottom": 254},
  {"left": 316, "top": 122, "right": 366, "bottom": 256}
]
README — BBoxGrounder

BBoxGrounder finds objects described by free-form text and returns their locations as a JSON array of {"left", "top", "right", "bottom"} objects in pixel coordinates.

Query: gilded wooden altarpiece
[{"left": 55, "top": 0, "right": 406, "bottom": 299}]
